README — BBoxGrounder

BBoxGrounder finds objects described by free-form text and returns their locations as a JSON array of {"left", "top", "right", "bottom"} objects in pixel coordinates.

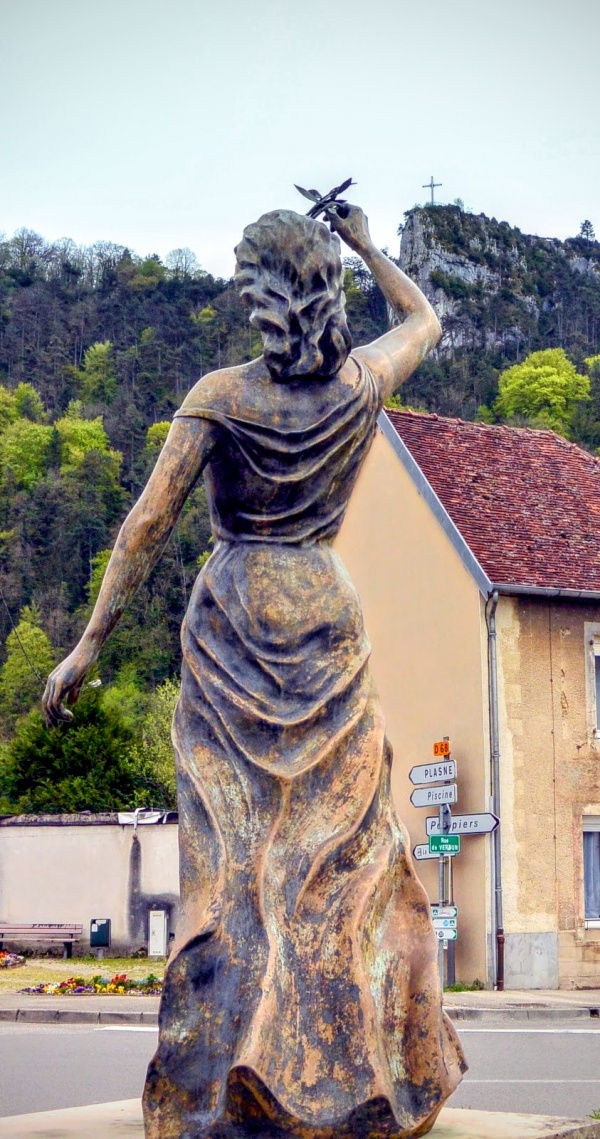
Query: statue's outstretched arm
[
  {"left": 43, "top": 417, "right": 217, "bottom": 726},
  {"left": 328, "top": 204, "right": 441, "bottom": 403}
]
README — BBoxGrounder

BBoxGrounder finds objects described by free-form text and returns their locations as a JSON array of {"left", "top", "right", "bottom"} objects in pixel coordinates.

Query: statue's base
[{"left": 0, "top": 1100, "right": 599, "bottom": 1139}]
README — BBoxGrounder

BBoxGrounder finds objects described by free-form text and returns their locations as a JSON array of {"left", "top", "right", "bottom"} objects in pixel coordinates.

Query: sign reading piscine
[{"left": 410, "top": 783, "right": 457, "bottom": 808}]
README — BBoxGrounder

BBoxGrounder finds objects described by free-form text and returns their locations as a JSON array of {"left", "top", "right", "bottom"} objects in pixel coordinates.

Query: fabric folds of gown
[{"left": 143, "top": 359, "right": 466, "bottom": 1138}]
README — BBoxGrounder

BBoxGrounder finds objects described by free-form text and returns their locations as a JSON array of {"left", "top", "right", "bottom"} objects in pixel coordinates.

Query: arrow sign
[
  {"left": 431, "top": 905, "right": 458, "bottom": 919},
  {"left": 435, "top": 927, "right": 457, "bottom": 941},
  {"left": 426, "top": 811, "right": 499, "bottom": 836},
  {"left": 432, "top": 917, "right": 457, "bottom": 929},
  {"left": 409, "top": 760, "right": 456, "bottom": 785},
  {"left": 411, "top": 783, "right": 457, "bottom": 808},
  {"left": 414, "top": 844, "right": 458, "bottom": 861}
]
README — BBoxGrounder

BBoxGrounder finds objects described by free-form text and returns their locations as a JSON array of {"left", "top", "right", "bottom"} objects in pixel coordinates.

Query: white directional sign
[
  {"left": 409, "top": 760, "right": 456, "bottom": 786},
  {"left": 431, "top": 905, "right": 458, "bottom": 919},
  {"left": 432, "top": 917, "right": 457, "bottom": 930},
  {"left": 435, "top": 927, "right": 457, "bottom": 941},
  {"left": 426, "top": 811, "right": 500, "bottom": 836},
  {"left": 410, "top": 783, "right": 457, "bottom": 808}
]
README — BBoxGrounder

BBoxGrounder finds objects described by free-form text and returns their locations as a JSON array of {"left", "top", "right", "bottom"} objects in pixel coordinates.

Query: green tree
[
  {"left": 145, "top": 422, "right": 171, "bottom": 451},
  {"left": 0, "top": 603, "right": 55, "bottom": 728},
  {"left": 127, "top": 677, "right": 179, "bottom": 808},
  {"left": 0, "top": 419, "right": 53, "bottom": 487},
  {"left": 55, "top": 409, "right": 121, "bottom": 474},
  {"left": 494, "top": 348, "right": 590, "bottom": 437},
  {"left": 128, "top": 256, "right": 166, "bottom": 291},
  {"left": 585, "top": 355, "right": 600, "bottom": 380},
  {"left": 99, "top": 665, "right": 150, "bottom": 734},
  {"left": 0, "top": 386, "right": 18, "bottom": 432},
  {"left": 579, "top": 220, "right": 596, "bottom": 241},
  {"left": 75, "top": 341, "right": 117, "bottom": 404},
  {"left": 0, "top": 688, "right": 170, "bottom": 814},
  {"left": 13, "top": 383, "right": 46, "bottom": 422}
]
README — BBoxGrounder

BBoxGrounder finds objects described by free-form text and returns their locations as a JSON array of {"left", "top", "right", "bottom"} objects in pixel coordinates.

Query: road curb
[
  {"left": 2, "top": 1003, "right": 600, "bottom": 1025},
  {"left": 446, "top": 1004, "right": 600, "bottom": 1021},
  {"left": 0, "top": 1007, "right": 159, "bottom": 1025}
]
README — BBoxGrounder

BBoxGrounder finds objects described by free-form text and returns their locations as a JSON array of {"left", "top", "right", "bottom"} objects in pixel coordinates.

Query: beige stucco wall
[
  {"left": 0, "top": 822, "right": 180, "bottom": 952},
  {"left": 335, "top": 427, "right": 491, "bottom": 985},
  {"left": 497, "top": 597, "right": 600, "bottom": 988}
]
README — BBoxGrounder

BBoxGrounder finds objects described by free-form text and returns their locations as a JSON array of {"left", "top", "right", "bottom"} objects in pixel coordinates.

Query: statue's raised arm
[{"left": 327, "top": 202, "right": 441, "bottom": 403}]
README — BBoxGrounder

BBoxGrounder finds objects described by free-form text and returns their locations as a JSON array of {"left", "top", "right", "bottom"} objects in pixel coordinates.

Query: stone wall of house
[
  {"left": 0, "top": 815, "right": 180, "bottom": 954},
  {"left": 497, "top": 597, "right": 600, "bottom": 989}
]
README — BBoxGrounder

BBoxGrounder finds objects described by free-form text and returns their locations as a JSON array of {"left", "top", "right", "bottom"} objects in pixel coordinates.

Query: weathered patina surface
[{"left": 44, "top": 205, "right": 466, "bottom": 1137}]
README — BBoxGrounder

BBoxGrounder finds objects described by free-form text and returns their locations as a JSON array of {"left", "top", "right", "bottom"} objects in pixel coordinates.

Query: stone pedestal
[{"left": 1, "top": 1101, "right": 599, "bottom": 1138}]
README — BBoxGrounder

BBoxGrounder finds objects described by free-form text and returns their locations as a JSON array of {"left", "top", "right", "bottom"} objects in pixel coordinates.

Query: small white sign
[
  {"left": 426, "top": 811, "right": 500, "bottom": 836},
  {"left": 432, "top": 917, "right": 457, "bottom": 930},
  {"left": 410, "top": 783, "right": 457, "bottom": 808},
  {"left": 409, "top": 760, "right": 456, "bottom": 786},
  {"left": 435, "top": 927, "right": 458, "bottom": 941},
  {"left": 431, "top": 905, "right": 458, "bottom": 919}
]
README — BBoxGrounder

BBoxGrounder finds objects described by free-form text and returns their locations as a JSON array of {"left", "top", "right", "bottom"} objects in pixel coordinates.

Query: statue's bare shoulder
[{"left": 177, "top": 358, "right": 268, "bottom": 418}]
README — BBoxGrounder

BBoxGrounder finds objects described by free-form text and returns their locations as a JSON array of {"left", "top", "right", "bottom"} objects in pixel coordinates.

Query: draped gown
[{"left": 142, "top": 356, "right": 466, "bottom": 1138}]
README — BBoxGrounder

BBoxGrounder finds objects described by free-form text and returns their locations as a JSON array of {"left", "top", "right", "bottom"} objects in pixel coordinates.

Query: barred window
[{"left": 584, "top": 817, "right": 600, "bottom": 925}]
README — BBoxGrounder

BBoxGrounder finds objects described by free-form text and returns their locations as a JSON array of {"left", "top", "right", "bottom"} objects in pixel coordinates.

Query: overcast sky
[{"left": 1, "top": 0, "right": 598, "bottom": 277}]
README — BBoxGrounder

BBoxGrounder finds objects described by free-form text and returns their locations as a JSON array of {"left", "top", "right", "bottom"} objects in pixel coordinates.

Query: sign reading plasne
[{"left": 408, "top": 760, "right": 456, "bottom": 786}]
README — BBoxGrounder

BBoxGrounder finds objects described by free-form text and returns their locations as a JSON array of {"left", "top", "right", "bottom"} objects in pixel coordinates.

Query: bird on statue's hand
[{"left": 294, "top": 178, "right": 356, "bottom": 219}]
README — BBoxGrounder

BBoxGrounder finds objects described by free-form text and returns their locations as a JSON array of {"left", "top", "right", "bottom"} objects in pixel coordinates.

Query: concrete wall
[
  {"left": 497, "top": 597, "right": 600, "bottom": 989},
  {"left": 335, "top": 427, "right": 492, "bottom": 985},
  {"left": 0, "top": 818, "right": 180, "bottom": 954}
]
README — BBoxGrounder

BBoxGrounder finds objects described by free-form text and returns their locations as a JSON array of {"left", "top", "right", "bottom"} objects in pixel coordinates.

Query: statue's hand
[
  {"left": 326, "top": 204, "right": 372, "bottom": 255},
  {"left": 43, "top": 642, "right": 96, "bottom": 728}
]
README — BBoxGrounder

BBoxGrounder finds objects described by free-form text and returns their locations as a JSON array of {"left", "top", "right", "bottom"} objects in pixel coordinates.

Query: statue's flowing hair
[{"left": 234, "top": 210, "right": 352, "bottom": 381}]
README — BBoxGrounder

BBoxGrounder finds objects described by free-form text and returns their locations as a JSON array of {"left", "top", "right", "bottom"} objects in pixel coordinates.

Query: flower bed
[
  {"left": 0, "top": 951, "right": 25, "bottom": 969},
  {"left": 20, "top": 972, "right": 163, "bottom": 995}
]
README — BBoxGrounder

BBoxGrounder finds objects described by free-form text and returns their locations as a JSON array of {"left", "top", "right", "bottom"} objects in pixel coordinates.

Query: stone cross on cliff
[{"left": 423, "top": 175, "right": 442, "bottom": 204}]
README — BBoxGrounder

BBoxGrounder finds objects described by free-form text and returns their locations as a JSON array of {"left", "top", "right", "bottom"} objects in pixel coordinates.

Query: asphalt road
[{"left": 1, "top": 1020, "right": 600, "bottom": 1120}]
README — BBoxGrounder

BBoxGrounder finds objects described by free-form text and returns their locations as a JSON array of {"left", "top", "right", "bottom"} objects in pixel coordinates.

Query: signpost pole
[
  {"left": 437, "top": 802, "right": 445, "bottom": 990},
  {"left": 447, "top": 852, "right": 456, "bottom": 986}
]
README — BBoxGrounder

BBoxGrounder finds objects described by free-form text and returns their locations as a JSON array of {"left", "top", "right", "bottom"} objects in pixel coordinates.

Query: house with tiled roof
[{"left": 334, "top": 409, "right": 600, "bottom": 991}]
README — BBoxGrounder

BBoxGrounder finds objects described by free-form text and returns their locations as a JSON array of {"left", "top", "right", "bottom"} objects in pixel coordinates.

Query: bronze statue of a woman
[{"left": 44, "top": 201, "right": 466, "bottom": 1138}]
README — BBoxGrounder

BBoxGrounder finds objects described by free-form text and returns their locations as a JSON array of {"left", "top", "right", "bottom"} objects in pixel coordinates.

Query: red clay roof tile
[{"left": 384, "top": 409, "right": 600, "bottom": 593}]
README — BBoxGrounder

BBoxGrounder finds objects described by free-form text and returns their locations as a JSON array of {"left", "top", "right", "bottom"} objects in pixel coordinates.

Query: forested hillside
[
  {"left": 0, "top": 207, "right": 597, "bottom": 811},
  {"left": 0, "top": 229, "right": 386, "bottom": 811}
]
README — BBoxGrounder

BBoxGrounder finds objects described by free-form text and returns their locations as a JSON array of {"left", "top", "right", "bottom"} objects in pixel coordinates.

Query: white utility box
[{"left": 148, "top": 909, "right": 168, "bottom": 957}]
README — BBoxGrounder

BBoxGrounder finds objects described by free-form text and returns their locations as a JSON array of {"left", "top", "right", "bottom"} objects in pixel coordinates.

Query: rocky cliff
[
  {"left": 399, "top": 205, "right": 600, "bottom": 356},
  {"left": 397, "top": 206, "right": 600, "bottom": 423}
]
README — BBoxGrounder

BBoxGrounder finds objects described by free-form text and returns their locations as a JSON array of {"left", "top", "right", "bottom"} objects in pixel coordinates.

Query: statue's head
[{"left": 234, "top": 210, "right": 351, "bottom": 381}]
